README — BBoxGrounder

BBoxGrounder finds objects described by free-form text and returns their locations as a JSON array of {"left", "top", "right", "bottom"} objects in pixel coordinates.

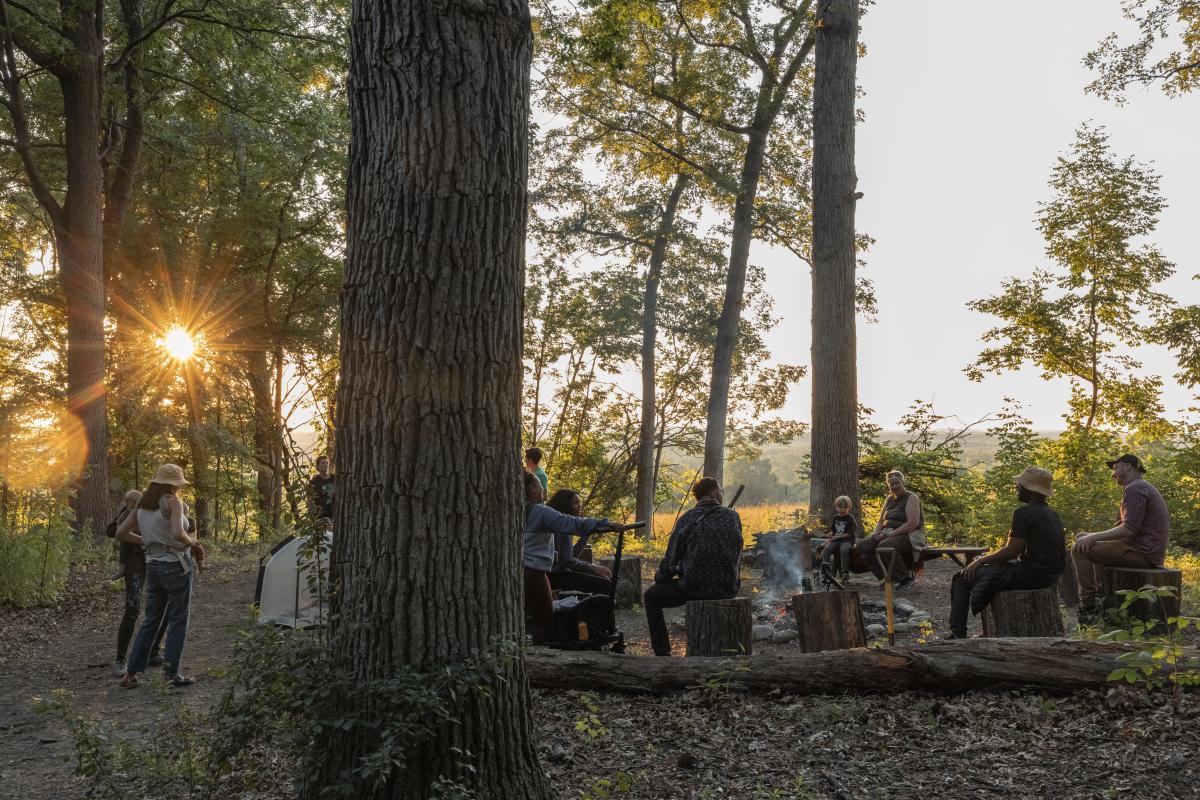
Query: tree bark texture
[
  {"left": 981, "top": 588, "right": 1065, "bottom": 638},
  {"left": 809, "top": 0, "right": 860, "bottom": 521},
  {"left": 59, "top": 23, "right": 111, "bottom": 540},
  {"left": 526, "top": 638, "right": 1196, "bottom": 694},
  {"left": 792, "top": 590, "right": 867, "bottom": 652},
  {"left": 243, "top": 348, "right": 277, "bottom": 519},
  {"left": 702, "top": 131, "right": 768, "bottom": 484},
  {"left": 635, "top": 173, "right": 690, "bottom": 528},
  {"left": 312, "top": 0, "right": 549, "bottom": 797},
  {"left": 597, "top": 555, "right": 644, "bottom": 609},
  {"left": 686, "top": 597, "right": 753, "bottom": 656},
  {"left": 1100, "top": 567, "right": 1183, "bottom": 623}
]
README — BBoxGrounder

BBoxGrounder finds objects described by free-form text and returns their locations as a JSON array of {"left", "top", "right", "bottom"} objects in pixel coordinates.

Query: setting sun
[{"left": 160, "top": 326, "right": 196, "bottom": 362}]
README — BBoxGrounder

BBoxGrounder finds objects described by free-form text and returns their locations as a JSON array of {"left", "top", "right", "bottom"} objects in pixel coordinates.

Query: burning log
[{"left": 524, "top": 638, "right": 1197, "bottom": 695}]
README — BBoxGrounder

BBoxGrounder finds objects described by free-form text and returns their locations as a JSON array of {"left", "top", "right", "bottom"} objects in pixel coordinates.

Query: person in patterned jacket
[{"left": 643, "top": 477, "right": 743, "bottom": 656}]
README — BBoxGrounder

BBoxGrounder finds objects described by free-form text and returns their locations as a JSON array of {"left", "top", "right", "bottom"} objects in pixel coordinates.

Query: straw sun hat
[
  {"left": 1013, "top": 466, "right": 1053, "bottom": 498},
  {"left": 151, "top": 463, "right": 189, "bottom": 486}
]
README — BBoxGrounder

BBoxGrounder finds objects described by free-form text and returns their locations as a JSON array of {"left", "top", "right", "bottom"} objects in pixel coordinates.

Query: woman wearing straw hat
[
  {"left": 947, "top": 466, "right": 1066, "bottom": 639},
  {"left": 115, "top": 464, "right": 200, "bottom": 687}
]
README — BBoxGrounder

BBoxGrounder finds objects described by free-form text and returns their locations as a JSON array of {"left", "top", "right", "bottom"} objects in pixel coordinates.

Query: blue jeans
[
  {"left": 117, "top": 572, "right": 167, "bottom": 661},
  {"left": 128, "top": 560, "right": 193, "bottom": 676}
]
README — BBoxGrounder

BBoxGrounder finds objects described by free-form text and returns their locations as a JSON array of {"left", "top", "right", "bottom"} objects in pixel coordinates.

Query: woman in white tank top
[{"left": 115, "top": 463, "right": 199, "bottom": 688}]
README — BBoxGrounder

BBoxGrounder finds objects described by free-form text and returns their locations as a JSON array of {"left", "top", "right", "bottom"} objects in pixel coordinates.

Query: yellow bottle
[{"left": 577, "top": 621, "right": 589, "bottom": 641}]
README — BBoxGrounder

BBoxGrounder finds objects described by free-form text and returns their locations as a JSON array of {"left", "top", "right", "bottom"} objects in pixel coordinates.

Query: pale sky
[{"left": 759, "top": 0, "right": 1199, "bottom": 431}]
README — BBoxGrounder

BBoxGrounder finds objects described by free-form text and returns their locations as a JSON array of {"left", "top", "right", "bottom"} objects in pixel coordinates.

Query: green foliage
[
  {"left": 1085, "top": 0, "right": 1200, "bottom": 101},
  {"left": 0, "top": 490, "right": 78, "bottom": 606},
  {"left": 580, "top": 770, "right": 645, "bottom": 800},
  {"left": 573, "top": 691, "right": 610, "bottom": 739},
  {"left": 1100, "top": 586, "right": 1200, "bottom": 717}
]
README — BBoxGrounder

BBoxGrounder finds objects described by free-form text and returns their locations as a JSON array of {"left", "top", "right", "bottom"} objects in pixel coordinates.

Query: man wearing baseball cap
[
  {"left": 1072, "top": 454, "right": 1171, "bottom": 621},
  {"left": 948, "top": 466, "right": 1065, "bottom": 638}
]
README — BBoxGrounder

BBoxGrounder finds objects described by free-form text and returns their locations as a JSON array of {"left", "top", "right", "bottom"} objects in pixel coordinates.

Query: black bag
[{"left": 105, "top": 507, "right": 130, "bottom": 539}]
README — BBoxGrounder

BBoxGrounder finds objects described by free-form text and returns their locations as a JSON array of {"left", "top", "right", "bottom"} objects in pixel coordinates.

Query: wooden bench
[
  {"left": 982, "top": 586, "right": 1064, "bottom": 637},
  {"left": 1099, "top": 566, "right": 1183, "bottom": 623},
  {"left": 919, "top": 547, "right": 987, "bottom": 568},
  {"left": 686, "top": 597, "right": 752, "bottom": 657}
]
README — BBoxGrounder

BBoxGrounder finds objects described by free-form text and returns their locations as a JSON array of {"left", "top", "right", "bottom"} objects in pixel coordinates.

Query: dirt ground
[{"left": 2, "top": 550, "right": 1197, "bottom": 800}]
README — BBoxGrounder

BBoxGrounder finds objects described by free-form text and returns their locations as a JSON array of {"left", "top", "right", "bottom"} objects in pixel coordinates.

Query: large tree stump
[
  {"left": 792, "top": 591, "right": 867, "bottom": 652},
  {"left": 982, "top": 587, "right": 1064, "bottom": 637},
  {"left": 597, "top": 555, "right": 643, "bottom": 608},
  {"left": 1100, "top": 567, "right": 1183, "bottom": 623},
  {"left": 686, "top": 597, "right": 752, "bottom": 657},
  {"left": 1057, "top": 556, "right": 1079, "bottom": 607}
]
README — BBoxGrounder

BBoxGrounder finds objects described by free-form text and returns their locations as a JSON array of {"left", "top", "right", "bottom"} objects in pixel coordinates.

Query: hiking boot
[
  {"left": 112, "top": 659, "right": 127, "bottom": 678},
  {"left": 148, "top": 653, "right": 164, "bottom": 668}
]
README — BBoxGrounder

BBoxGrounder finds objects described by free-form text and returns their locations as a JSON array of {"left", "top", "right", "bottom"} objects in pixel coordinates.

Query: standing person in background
[
  {"left": 525, "top": 447, "right": 548, "bottom": 494},
  {"left": 110, "top": 489, "right": 166, "bottom": 677},
  {"left": 643, "top": 477, "right": 743, "bottom": 657},
  {"left": 117, "top": 464, "right": 200, "bottom": 688},
  {"left": 307, "top": 455, "right": 336, "bottom": 523},
  {"left": 1072, "top": 454, "right": 1171, "bottom": 623}
]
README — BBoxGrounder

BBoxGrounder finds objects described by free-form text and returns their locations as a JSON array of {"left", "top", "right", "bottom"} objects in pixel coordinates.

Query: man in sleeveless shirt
[{"left": 854, "top": 470, "right": 924, "bottom": 589}]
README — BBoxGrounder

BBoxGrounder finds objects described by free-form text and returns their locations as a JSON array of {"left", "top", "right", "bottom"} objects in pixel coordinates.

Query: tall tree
[
  {"left": 310, "top": 0, "right": 550, "bottom": 795},
  {"left": 809, "top": 0, "right": 860, "bottom": 520},
  {"left": 967, "top": 124, "right": 1175, "bottom": 437}
]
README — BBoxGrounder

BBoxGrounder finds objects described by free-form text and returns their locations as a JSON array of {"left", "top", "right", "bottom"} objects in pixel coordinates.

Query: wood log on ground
[
  {"left": 685, "top": 597, "right": 752, "bottom": 657},
  {"left": 524, "top": 638, "right": 1200, "bottom": 695},
  {"left": 981, "top": 587, "right": 1064, "bottom": 637},
  {"left": 597, "top": 555, "right": 643, "bottom": 608},
  {"left": 1058, "top": 556, "right": 1079, "bottom": 607},
  {"left": 1100, "top": 567, "right": 1183, "bottom": 623},
  {"left": 792, "top": 591, "right": 867, "bottom": 652}
]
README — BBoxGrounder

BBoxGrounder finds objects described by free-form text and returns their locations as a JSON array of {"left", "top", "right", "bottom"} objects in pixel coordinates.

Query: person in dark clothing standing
[
  {"left": 307, "top": 455, "right": 335, "bottom": 522},
  {"left": 111, "top": 489, "right": 166, "bottom": 677},
  {"left": 546, "top": 489, "right": 613, "bottom": 596},
  {"left": 643, "top": 477, "right": 743, "bottom": 656},
  {"left": 948, "top": 466, "right": 1065, "bottom": 639}
]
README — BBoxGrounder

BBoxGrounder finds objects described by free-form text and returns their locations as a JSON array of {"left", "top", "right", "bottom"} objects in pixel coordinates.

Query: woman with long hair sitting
[
  {"left": 546, "top": 488, "right": 613, "bottom": 596},
  {"left": 522, "top": 472, "right": 610, "bottom": 644},
  {"left": 115, "top": 464, "right": 200, "bottom": 688}
]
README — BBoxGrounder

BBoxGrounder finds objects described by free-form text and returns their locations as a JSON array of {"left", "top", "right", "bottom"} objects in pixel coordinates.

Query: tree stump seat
[
  {"left": 685, "top": 597, "right": 752, "bottom": 657},
  {"left": 792, "top": 590, "right": 867, "bottom": 653},
  {"left": 597, "top": 555, "right": 643, "bottom": 608},
  {"left": 1100, "top": 567, "right": 1183, "bottom": 623},
  {"left": 981, "top": 586, "right": 1064, "bottom": 638}
]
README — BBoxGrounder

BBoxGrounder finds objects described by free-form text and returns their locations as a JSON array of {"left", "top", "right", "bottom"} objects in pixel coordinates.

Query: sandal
[
  {"left": 168, "top": 674, "right": 196, "bottom": 687},
  {"left": 120, "top": 674, "right": 140, "bottom": 689}
]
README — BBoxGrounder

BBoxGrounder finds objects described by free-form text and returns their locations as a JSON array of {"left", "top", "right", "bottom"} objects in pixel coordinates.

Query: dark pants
[
  {"left": 856, "top": 533, "right": 914, "bottom": 581},
  {"left": 949, "top": 561, "right": 1057, "bottom": 638},
  {"left": 549, "top": 568, "right": 611, "bottom": 596},
  {"left": 128, "top": 560, "right": 193, "bottom": 676},
  {"left": 644, "top": 580, "right": 707, "bottom": 657},
  {"left": 821, "top": 540, "right": 853, "bottom": 574},
  {"left": 117, "top": 571, "right": 167, "bottom": 661},
  {"left": 524, "top": 567, "right": 553, "bottom": 644}
]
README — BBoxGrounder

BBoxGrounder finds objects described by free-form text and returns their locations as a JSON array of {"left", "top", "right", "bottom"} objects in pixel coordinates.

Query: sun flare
[{"left": 160, "top": 326, "right": 197, "bottom": 362}]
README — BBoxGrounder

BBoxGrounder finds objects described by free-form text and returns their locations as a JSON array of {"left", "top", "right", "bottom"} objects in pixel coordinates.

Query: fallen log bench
[
  {"left": 524, "top": 638, "right": 1200, "bottom": 695},
  {"left": 686, "top": 597, "right": 752, "bottom": 657},
  {"left": 792, "top": 590, "right": 867, "bottom": 653},
  {"left": 982, "top": 586, "right": 1064, "bottom": 638},
  {"left": 1100, "top": 566, "right": 1183, "bottom": 623},
  {"left": 596, "top": 555, "right": 643, "bottom": 609}
]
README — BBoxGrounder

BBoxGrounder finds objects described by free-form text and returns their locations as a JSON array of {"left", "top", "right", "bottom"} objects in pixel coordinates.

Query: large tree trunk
[
  {"left": 526, "top": 638, "right": 1190, "bottom": 694},
  {"left": 308, "top": 0, "right": 549, "bottom": 796},
  {"left": 809, "top": 0, "right": 860, "bottom": 521},
  {"left": 635, "top": 173, "right": 690, "bottom": 527},
  {"left": 702, "top": 131, "right": 768, "bottom": 484},
  {"left": 60, "top": 36, "right": 111, "bottom": 540},
  {"left": 244, "top": 348, "right": 277, "bottom": 520}
]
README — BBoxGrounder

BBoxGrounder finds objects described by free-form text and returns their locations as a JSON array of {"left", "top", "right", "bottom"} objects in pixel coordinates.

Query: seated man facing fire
[{"left": 643, "top": 477, "right": 743, "bottom": 656}]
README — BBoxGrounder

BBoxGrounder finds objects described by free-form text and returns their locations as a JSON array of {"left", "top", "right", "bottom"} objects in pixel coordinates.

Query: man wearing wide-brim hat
[
  {"left": 1072, "top": 454, "right": 1171, "bottom": 622},
  {"left": 947, "top": 466, "right": 1066, "bottom": 638}
]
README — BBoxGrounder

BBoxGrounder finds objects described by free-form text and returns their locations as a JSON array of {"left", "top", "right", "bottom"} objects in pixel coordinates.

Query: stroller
[{"left": 539, "top": 521, "right": 645, "bottom": 653}]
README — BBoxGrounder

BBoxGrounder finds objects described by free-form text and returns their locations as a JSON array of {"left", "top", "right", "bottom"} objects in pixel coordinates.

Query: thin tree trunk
[
  {"left": 309, "top": 0, "right": 549, "bottom": 796},
  {"left": 244, "top": 348, "right": 276, "bottom": 519},
  {"left": 183, "top": 364, "right": 210, "bottom": 538},
  {"left": 702, "top": 130, "right": 768, "bottom": 484},
  {"left": 635, "top": 173, "right": 690, "bottom": 529},
  {"left": 271, "top": 345, "right": 284, "bottom": 530},
  {"left": 809, "top": 0, "right": 860, "bottom": 521}
]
